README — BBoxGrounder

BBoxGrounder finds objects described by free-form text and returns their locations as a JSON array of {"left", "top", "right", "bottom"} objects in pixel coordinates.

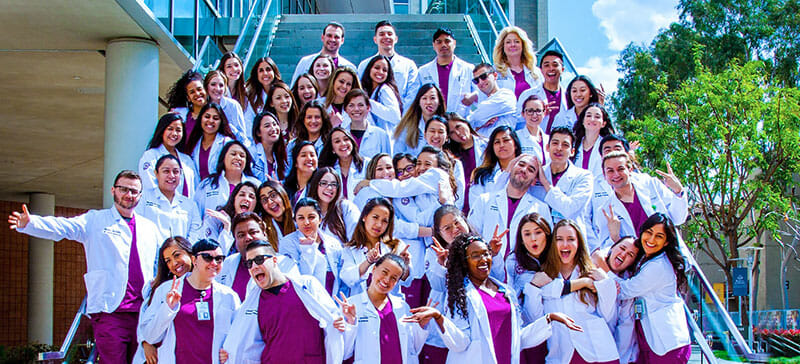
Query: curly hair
[
  {"left": 633, "top": 213, "right": 687, "bottom": 294},
  {"left": 166, "top": 70, "right": 204, "bottom": 110},
  {"left": 446, "top": 234, "right": 485, "bottom": 320}
]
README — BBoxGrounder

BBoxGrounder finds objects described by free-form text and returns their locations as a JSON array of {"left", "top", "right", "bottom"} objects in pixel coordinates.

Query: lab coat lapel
[{"left": 465, "top": 282, "right": 496, "bottom": 360}]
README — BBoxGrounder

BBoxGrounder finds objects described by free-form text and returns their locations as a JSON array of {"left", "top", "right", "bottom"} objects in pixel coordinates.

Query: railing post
[{"left": 194, "top": 0, "right": 200, "bottom": 59}]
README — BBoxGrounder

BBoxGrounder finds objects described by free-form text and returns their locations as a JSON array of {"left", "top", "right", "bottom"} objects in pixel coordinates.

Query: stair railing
[
  {"left": 37, "top": 297, "right": 93, "bottom": 364},
  {"left": 427, "top": 0, "right": 510, "bottom": 66}
]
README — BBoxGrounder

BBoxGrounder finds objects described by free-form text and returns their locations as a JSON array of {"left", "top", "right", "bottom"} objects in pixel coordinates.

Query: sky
[{"left": 548, "top": 0, "right": 681, "bottom": 93}]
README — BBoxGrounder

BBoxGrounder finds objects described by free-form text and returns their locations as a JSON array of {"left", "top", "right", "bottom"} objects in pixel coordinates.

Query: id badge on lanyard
[
  {"left": 633, "top": 298, "right": 646, "bottom": 320},
  {"left": 196, "top": 291, "right": 211, "bottom": 321}
]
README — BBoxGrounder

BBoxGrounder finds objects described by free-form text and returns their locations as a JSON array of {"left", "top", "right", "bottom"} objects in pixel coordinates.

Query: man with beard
[
  {"left": 468, "top": 154, "right": 552, "bottom": 281},
  {"left": 8, "top": 170, "right": 160, "bottom": 364},
  {"left": 290, "top": 22, "right": 357, "bottom": 86}
]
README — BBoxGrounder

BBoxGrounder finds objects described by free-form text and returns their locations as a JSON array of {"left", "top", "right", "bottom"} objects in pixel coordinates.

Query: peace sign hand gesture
[
  {"left": 488, "top": 225, "right": 509, "bottom": 257},
  {"left": 166, "top": 276, "right": 182, "bottom": 309},
  {"left": 655, "top": 160, "right": 683, "bottom": 195},
  {"left": 601, "top": 205, "right": 621, "bottom": 243},
  {"left": 431, "top": 237, "right": 449, "bottom": 267},
  {"left": 334, "top": 292, "right": 356, "bottom": 325}
]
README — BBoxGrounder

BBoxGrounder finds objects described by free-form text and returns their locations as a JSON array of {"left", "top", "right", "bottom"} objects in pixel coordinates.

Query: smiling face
[
  {"left": 520, "top": 221, "right": 548, "bottom": 258},
  {"left": 608, "top": 238, "right": 639, "bottom": 273},
  {"left": 163, "top": 244, "right": 192, "bottom": 277},
  {"left": 333, "top": 72, "right": 354, "bottom": 100},
  {"left": 437, "top": 212, "right": 469, "bottom": 244},
  {"left": 369, "top": 258, "right": 403, "bottom": 295},
  {"left": 369, "top": 58, "right": 390, "bottom": 85},
  {"left": 246, "top": 246, "right": 279, "bottom": 289},
  {"left": 363, "top": 204, "right": 391, "bottom": 241},
  {"left": 466, "top": 239, "right": 492, "bottom": 282},
  {"left": 555, "top": 224, "right": 579, "bottom": 267},
  {"left": 601, "top": 140, "right": 626, "bottom": 157},
  {"left": 257, "top": 115, "right": 281, "bottom": 144},
  {"left": 223, "top": 57, "right": 243, "bottom": 82},
  {"left": 492, "top": 130, "right": 516, "bottom": 162},
  {"left": 312, "top": 58, "right": 333, "bottom": 81},
  {"left": 415, "top": 152, "right": 438, "bottom": 175},
  {"left": 233, "top": 185, "right": 257, "bottom": 214},
  {"left": 296, "top": 145, "right": 318, "bottom": 174},
  {"left": 234, "top": 219, "right": 267, "bottom": 254},
  {"left": 395, "top": 157, "right": 415, "bottom": 181},
  {"left": 582, "top": 106, "right": 606, "bottom": 133},
  {"left": 522, "top": 98, "right": 546, "bottom": 128},
  {"left": 472, "top": 66, "right": 497, "bottom": 95},
  {"left": 374, "top": 25, "right": 397, "bottom": 53},
  {"left": 200, "top": 108, "right": 221, "bottom": 135},
  {"left": 259, "top": 187, "right": 286, "bottom": 220},
  {"left": 419, "top": 88, "right": 440, "bottom": 120},
  {"left": 603, "top": 156, "right": 631, "bottom": 190},
  {"left": 640, "top": 223, "right": 667, "bottom": 257},
  {"left": 374, "top": 156, "right": 395, "bottom": 180},
  {"left": 296, "top": 77, "right": 318, "bottom": 104},
  {"left": 224, "top": 144, "right": 247, "bottom": 174},
  {"left": 155, "top": 158, "right": 182, "bottom": 193},
  {"left": 269, "top": 87, "right": 293, "bottom": 114},
  {"left": 207, "top": 75, "right": 226, "bottom": 103},
  {"left": 322, "top": 25, "right": 344, "bottom": 53},
  {"left": 503, "top": 32, "right": 523, "bottom": 58},
  {"left": 331, "top": 130, "right": 354, "bottom": 159},
  {"left": 112, "top": 177, "right": 142, "bottom": 212},
  {"left": 540, "top": 55, "right": 564, "bottom": 85},
  {"left": 294, "top": 205, "right": 321, "bottom": 237},
  {"left": 345, "top": 95, "right": 370, "bottom": 122},
  {"left": 304, "top": 108, "right": 323, "bottom": 137},
  {"left": 257, "top": 61, "right": 275, "bottom": 88},
  {"left": 447, "top": 119, "right": 470, "bottom": 144},
  {"left": 186, "top": 80, "right": 207, "bottom": 109},
  {"left": 547, "top": 132, "right": 575, "bottom": 164},
  {"left": 570, "top": 80, "right": 591, "bottom": 109},
  {"left": 161, "top": 120, "right": 183, "bottom": 150},
  {"left": 192, "top": 248, "right": 224, "bottom": 280},
  {"left": 316, "top": 172, "right": 340, "bottom": 205},
  {"left": 424, "top": 120, "right": 448, "bottom": 148}
]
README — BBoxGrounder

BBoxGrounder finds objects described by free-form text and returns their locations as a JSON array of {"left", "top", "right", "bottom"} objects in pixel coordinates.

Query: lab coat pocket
[{"left": 83, "top": 270, "right": 110, "bottom": 311}]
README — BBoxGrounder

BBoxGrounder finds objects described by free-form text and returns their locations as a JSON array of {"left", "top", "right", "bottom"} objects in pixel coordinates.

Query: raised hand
[
  {"left": 330, "top": 112, "right": 344, "bottom": 128},
  {"left": 547, "top": 312, "right": 583, "bottom": 332},
  {"left": 366, "top": 245, "right": 381, "bottom": 264},
  {"left": 166, "top": 276, "right": 182, "bottom": 309},
  {"left": 601, "top": 205, "right": 621, "bottom": 243},
  {"left": 431, "top": 237, "right": 449, "bottom": 267},
  {"left": 8, "top": 204, "right": 31, "bottom": 230},
  {"left": 403, "top": 300, "right": 441, "bottom": 327},
  {"left": 488, "top": 225, "right": 509, "bottom": 256},
  {"left": 399, "top": 245, "right": 411, "bottom": 265},
  {"left": 334, "top": 292, "right": 356, "bottom": 325},
  {"left": 655, "top": 160, "right": 684, "bottom": 195},
  {"left": 206, "top": 209, "right": 232, "bottom": 231}
]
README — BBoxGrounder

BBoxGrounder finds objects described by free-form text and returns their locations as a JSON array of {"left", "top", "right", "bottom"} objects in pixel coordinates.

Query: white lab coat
[
  {"left": 530, "top": 161, "right": 593, "bottom": 235},
  {"left": 339, "top": 240, "right": 409, "bottom": 297},
  {"left": 291, "top": 52, "right": 357, "bottom": 86},
  {"left": 438, "top": 277, "right": 553, "bottom": 364},
  {"left": 467, "top": 188, "right": 553, "bottom": 280},
  {"left": 191, "top": 133, "right": 234, "bottom": 179},
  {"left": 197, "top": 214, "right": 236, "bottom": 254},
  {"left": 369, "top": 168, "right": 452, "bottom": 225},
  {"left": 468, "top": 164, "right": 505, "bottom": 210},
  {"left": 138, "top": 274, "right": 241, "bottom": 364},
  {"left": 280, "top": 229, "right": 346, "bottom": 297},
  {"left": 251, "top": 142, "right": 289, "bottom": 182},
  {"left": 135, "top": 187, "right": 203, "bottom": 243},
  {"left": 574, "top": 137, "right": 604, "bottom": 178},
  {"left": 18, "top": 209, "right": 159, "bottom": 314},
  {"left": 242, "top": 90, "right": 266, "bottom": 137},
  {"left": 589, "top": 173, "right": 689, "bottom": 251},
  {"left": 550, "top": 106, "right": 578, "bottom": 132},
  {"left": 602, "top": 266, "right": 638, "bottom": 364},
  {"left": 334, "top": 158, "right": 369, "bottom": 202},
  {"left": 343, "top": 115, "right": 393, "bottom": 160},
  {"left": 422, "top": 248, "right": 448, "bottom": 348},
  {"left": 343, "top": 291, "right": 428, "bottom": 363},
  {"left": 352, "top": 186, "right": 423, "bottom": 241},
  {"left": 616, "top": 253, "right": 690, "bottom": 356},
  {"left": 504, "top": 253, "right": 545, "bottom": 325},
  {"left": 516, "top": 126, "right": 549, "bottom": 165},
  {"left": 222, "top": 275, "right": 345, "bottom": 364},
  {"left": 417, "top": 56, "right": 476, "bottom": 114},
  {"left": 358, "top": 52, "right": 420, "bottom": 110},
  {"left": 393, "top": 117, "right": 427, "bottom": 157},
  {"left": 495, "top": 66, "right": 544, "bottom": 100},
  {"left": 541, "top": 267, "right": 619, "bottom": 364},
  {"left": 219, "top": 95, "right": 251, "bottom": 148},
  {"left": 516, "top": 85, "right": 569, "bottom": 133},
  {"left": 193, "top": 172, "right": 261, "bottom": 220},
  {"left": 369, "top": 85, "right": 403, "bottom": 132},
  {"left": 139, "top": 145, "right": 199, "bottom": 199},
  {"left": 321, "top": 199, "right": 361, "bottom": 242},
  {"left": 466, "top": 88, "right": 518, "bottom": 138}
]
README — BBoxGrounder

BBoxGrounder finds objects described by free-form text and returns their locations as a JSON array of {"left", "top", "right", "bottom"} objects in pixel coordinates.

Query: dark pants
[
  {"left": 91, "top": 311, "right": 139, "bottom": 364},
  {"left": 634, "top": 320, "right": 691, "bottom": 364}
]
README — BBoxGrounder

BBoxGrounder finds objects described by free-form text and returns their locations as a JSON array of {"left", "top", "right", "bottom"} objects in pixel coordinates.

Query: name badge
[
  {"left": 196, "top": 301, "right": 211, "bottom": 321},
  {"left": 490, "top": 205, "right": 499, "bottom": 211},
  {"left": 102, "top": 227, "right": 122, "bottom": 237},
  {"left": 357, "top": 316, "right": 370, "bottom": 323},
  {"left": 245, "top": 309, "right": 258, "bottom": 316},
  {"left": 633, "top": 298, "right": 646, "bottom": 320}
]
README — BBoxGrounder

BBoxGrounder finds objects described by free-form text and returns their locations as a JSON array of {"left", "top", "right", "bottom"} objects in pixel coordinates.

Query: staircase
[{"left": 267, "top": 14, "right": 485, "bottom": 81}]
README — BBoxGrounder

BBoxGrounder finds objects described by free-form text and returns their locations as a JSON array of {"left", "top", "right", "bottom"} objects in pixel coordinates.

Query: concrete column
[
  {"left": 28, "top": 193, "right": 55, "bottom": 345},
  {"left": 103, "top": 38, "right": 159, "bottom": 207}
]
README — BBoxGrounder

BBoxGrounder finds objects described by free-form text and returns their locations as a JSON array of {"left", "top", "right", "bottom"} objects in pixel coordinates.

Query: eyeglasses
[
  {"left": 523, "top": 108, "right": 545, "bottom": 115},
  {"left": 396, "top": 165, "right": 415, "bottom": 177},
  {"left": 318, "top": 181, "right": 339, "bottom": 190},
  {"left": 197, "top": 253, "right": 225, "bottom": 264},
  {"left": 114, "top": 185, "right": 141, "bottom": 196},
  {"left": 260, "top": 191, "right": 280, "bottom": 204},
  {"left": 472, "top": 71, "right": 492, "bottom": 85},
  {"left": 245, "top": 254, "right": 274, "bottom": 269}
]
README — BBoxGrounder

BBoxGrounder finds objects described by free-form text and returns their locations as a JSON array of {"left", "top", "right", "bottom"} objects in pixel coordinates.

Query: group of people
[{"left": 8, "top": 19, "right": 694, "bottom": 364}]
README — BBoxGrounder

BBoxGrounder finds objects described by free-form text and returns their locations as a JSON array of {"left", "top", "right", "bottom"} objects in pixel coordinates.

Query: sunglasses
[
  {"left": 472, "top": 71, "right": 492, "bottom": 85},
  {"left": 197, "top": 253, "right": 225, "bottom": 264},
  {"left": 245, "top": 254, "right": 274, "bottom": 269}
]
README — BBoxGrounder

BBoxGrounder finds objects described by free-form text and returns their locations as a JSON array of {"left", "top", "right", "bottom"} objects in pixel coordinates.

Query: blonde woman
[{"left": 492, "top": 26, "right": 544, "bottom": 100}]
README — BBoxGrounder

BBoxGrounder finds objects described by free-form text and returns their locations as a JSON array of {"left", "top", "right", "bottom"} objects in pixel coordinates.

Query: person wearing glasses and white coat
[
  {"left": 588, "top": 151, "right": 688, "bottom": 252},
  {"left": 139, "top": 239, "right": 240, "bottom": 364},
  {"left": 417, "top": 27, "right": 477, "bottom": 115},
  {"left": 222, "top": 240, "right": 347, "bottom": 364}
]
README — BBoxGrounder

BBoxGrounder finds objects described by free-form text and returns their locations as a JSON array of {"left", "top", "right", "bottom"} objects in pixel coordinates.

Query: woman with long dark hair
[
  {"left": 193, "top": 140, "right": 259, "bottom": 220},
  {"left": 469, "top": 126, "right": 521, "bottom": 208},
  {"left": 306, "top": 167, "right": 361, "bottom": 243},
  {"left": 360, "top": 55, "right": 403, "bottom": 131},
  {"left": 322, "top": 67, "right": 362, "bottom": 126},
  {"left": 264, "top": 81, "right": 299, "bottom": 138},
  {"left": 199, "top": 181, "right": 258, "bottom": 254},
  {"left": 139, "top": 113, "right": 199, "bottom": 197},
  {"left": 136, "top": 154, "right": 202, "bottom": 243},
  {"left": 255, "top": 180, "right": 296, "bottom": 246},
  {"left": 616, "top": 213, "right": 690, "bottom": 363},
  {"left": 166, "top": 70, "right": 206, "bottom": 139},
  {"left": 443, "top": 112, "right": 487, "bottom": 213},
  {"left": 244, "top": 56, "right": 282, "bottom": 125},
  {"left": 183, "top": 103, "right": 237, "bottom": 180},
  {"left": 288, "top": 100, "right": 333, "bottom": 155},
  {"left": 551, "top": 75, "right": 602, "bottom": 132},
  {"left": 204, "top": 70, "right": 249, "bottom": 145},
  {"left": 393, "top": 83, "right": 446, "bottom": 156},
  {"left": 318, "top": 127, "right": 367, "bottom": 199},
  {"left": 291, "top": 73, "right": 320, "bottom": 107},
  {"left": 283, "top": 141, "right": 318, "bottom": 205},
  {"left": 573, "top": 102, "right": 615, "bottom": 177},
  {"left": 218, "top": 52, "right": 247, "bottom": 110},
  {"left": 250, "top": 111, "right": 288, "bottom": 181}
]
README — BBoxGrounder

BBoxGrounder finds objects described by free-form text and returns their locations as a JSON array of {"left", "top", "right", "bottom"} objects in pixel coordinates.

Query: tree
[{"left": 624, "top": 58, "right": 800, "bottom": 302}]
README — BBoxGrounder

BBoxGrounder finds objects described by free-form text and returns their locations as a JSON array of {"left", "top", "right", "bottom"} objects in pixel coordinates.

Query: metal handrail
[
  {"left": 463, "top": 15, "right": 491, "bottom": 64},
  {"left": 685, "top": 304, "right": 720, "bottom": 364},
  {"left": 474, "top": 0, "right": 499, "bottom": 38},
  {"left": 232, "top": 0, "right": 263, "bottom": 55},
  {"left": 487, "top": 0, "right": 509, "bottom": 27},
  {"left": 37, "top": 297, "right": 87, "bottom": 363},
  {"left": 242, "top": 0, "right": 274, "bottom": 71}
]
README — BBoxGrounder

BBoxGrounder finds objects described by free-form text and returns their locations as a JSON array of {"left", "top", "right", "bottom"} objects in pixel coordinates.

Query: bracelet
[{"left": 545, "top": 313, "right": 552, "bottom": 324}]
